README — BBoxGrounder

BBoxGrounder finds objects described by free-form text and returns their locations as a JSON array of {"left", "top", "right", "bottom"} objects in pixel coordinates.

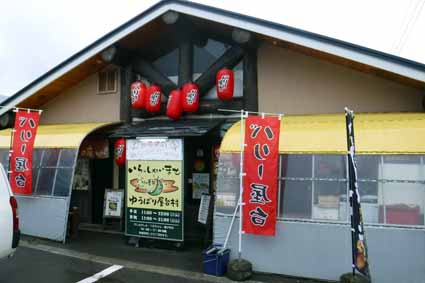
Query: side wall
[
  {"left": 258, "top": 44, "right": 424, "bottom": 114},
  {"left": 214, "top": 216, "right": 425, "bottom": 283},
  {"left": 40, "top": 72, "right": 121, "bottom": 124}
]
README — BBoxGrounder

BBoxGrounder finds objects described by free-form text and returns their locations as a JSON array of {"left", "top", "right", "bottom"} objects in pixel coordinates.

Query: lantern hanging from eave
[
  {"left": 182, "top": 82, "right": 200, "bottom": 113},
  {"left": 114, "top": 138, "right": 126, "bottom": 166},
  {"left": 130, "top": 81, "right": 147, "bottom": 109},
  {"left": 146, "top": 84, "right": 162, "bottom": 113},
  {"left": 216, "top": 68, "right": 234, "bottom": 101},
  {"left": 166, "top": 89, "right": 183, "bottom": 120}
]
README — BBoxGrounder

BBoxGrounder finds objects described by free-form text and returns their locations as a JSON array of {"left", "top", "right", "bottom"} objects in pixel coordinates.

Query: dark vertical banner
[
  {"left": 345, "top": 108, "right": 370, "bottom": 278},
  {"left": 243, "top": 116, "right": 280, "bottom": 236},
  {"left": 9, "top": 110, "right": 41, "bottom": 195}
]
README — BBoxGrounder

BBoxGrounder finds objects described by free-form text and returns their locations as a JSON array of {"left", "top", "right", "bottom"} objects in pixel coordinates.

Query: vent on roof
[{"left": 97, "top": 68, "right": 118, "bottom": 94}]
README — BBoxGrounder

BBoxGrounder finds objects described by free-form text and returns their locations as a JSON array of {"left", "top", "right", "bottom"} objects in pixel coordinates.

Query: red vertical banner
[
  {"left": 9, "top": 110, "right": 41, "bottom": 195},
  {"left": 243, "top": 116, "right": 280, "bottom": 236}
]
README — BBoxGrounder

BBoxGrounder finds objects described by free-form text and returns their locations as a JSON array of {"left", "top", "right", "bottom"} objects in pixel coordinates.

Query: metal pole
[
  {"left": 238, "top": 109, "right": 245, "bottom": 260},
  {"left": 223, "top": 196, "right": 241, "bottom": 250}
]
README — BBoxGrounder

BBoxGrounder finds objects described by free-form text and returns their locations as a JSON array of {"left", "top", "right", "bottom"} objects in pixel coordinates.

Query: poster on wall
[
  {"left": 126, "top": 139, "right": 184, "bottom": 241},
  {"left": 73, "top": 159, "right": 90, "bottom": 191},
  {"left": 9, "top": 110, "right": 41, "bottom": 195},
  {"left": 192, "top": 173, "right": 209, "bottom": 199},
  {"left": 103, "top": 189, "right": 124, "bottom": 218},
  {"left": 242, "top": 116, "right": 280, "bottom": 236}
]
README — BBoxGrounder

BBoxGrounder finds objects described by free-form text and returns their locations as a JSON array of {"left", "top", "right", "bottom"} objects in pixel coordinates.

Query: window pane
[
  {"left": 356, "top": 155, "right": 380, "bottom": 181},
  {"left": 193, "top": 39, "right": 230, "bottom": 74},
  {"left": 153, "top": 48, "right": 178, "bottom": 77},
  {"left": 32, "top": 149, "right": 44, "bottom": 168},
  {"left": 59, "top": 149, "right": 77, "bottom": 167},
  {"left": 36, "top": 168, "right": 55, "bottom": 195},
  {"left": 281, "top": 180, "right": 312, "bottom": 219},
  {"left": 216, "top": 153, "right": 240, "bottom": 214},
  {"left": 381, "top": 182, "right": 424, "bottom": 226},
  {"left": 314, "top": 155, "right": 346, "bottom": 179},
  {"left": 54, "top": 168, "right": 73, "bottom": 197},
  {"left": 32, "top": 168, "right": 39, "bottom": 192},
  {"left": 42, "top": 149, "right": 60, "bottom": 167},
  {"left": 282, "top": 154, "right": 312, "bottom": 178},
  {"left": 313, "top": 181, "right": 346, "bottom": 221}
]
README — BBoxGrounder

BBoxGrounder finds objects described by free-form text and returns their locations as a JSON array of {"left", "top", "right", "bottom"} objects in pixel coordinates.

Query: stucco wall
[
  {"left": 258, "top": 44, "right": 424, "bottom": 114},
  {"left": 40, "top": 72, "right": 121, "bottom": 124}
]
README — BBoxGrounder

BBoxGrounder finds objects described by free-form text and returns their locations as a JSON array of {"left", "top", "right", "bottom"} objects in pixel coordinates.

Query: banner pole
[{"left": 238, "top": 109, "right": 245, "bottom": 260}]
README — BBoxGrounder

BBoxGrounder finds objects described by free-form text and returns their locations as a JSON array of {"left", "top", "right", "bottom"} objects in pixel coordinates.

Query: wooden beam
[
  {"left": 243, "top": 47, "right": 258, "bottom": 112},
  {"left": 178, "top": 38, "right": 193, "bottom": 87},
  {"left": 132, "top": 58, "right": 177, "bottom": 96},
  {"left": 195, "top": 46, "right": 244, "bottom": 96},
  {"left": 120, "top": 65, "right": 133, "bottom": 123}
]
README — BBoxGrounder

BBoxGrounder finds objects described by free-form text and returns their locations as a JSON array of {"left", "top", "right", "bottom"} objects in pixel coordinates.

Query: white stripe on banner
[{"left": 76, "top": 265, "right": 123, "bottom": 283}]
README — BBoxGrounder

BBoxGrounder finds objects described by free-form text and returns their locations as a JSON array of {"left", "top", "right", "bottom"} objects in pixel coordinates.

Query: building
[{"left": 0, "top": 1, "right": 424, "bottom": 282}]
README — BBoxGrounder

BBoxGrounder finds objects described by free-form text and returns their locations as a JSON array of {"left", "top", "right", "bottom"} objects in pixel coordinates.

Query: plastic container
[{"left": 202, "top": 245, "right": 230, "bottom": 276}]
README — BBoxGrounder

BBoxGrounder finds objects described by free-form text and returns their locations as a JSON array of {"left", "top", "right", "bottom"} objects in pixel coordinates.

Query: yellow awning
[
  {"left": 220, "top": 113, "right": 425, "bottom": 154},
  {"left": 0, "top": 123, "right": 114, "bottom": 149}
]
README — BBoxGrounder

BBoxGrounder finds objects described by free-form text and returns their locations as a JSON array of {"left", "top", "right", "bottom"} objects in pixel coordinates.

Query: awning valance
[
  {"left": 220, "top": 113, "right": 425, "bottom": 154},
  {"left": 0, "top": 123, "right": 115, "bottom": 149}
]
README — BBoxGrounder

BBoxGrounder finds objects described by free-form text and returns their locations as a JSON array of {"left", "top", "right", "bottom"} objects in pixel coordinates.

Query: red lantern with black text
[
  {"left": 146, "top": 84, "right": 162, "bottom": 113},
  {"left": 130, "top": 81, "right": 147, "bottom": 109},
  {"left": 216, "top": 68, "right": 234, "bottom": 101},
  {"left": 182, "top": 82, "right": 200, "bottom": 113},
  {"left": 114, "top": 138, "right": 126, "bottom": 166},
  {"left": 166, "top": 89, "right": 183, "bottom": 120}
]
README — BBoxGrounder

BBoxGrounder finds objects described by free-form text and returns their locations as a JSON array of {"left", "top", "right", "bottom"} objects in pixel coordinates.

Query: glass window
[
  {"left": 36, "top": 168, "right": 56, "bottom": 195},
  {"left": 152, "top": 48, "right": 178, "bottom": 77},
  {"left": 216, "top": 154, "right": 240, "bottom": 214},
  {"left": 42, "top": 149, "right": 60, "bottom": 167},
  {"left": 281, "top": 180, "right": 312, "bottom": 219},
  {"left": 0, "top": 149, "right": 9, "bottom": 171},
  {"left": 356, "top": 155, "right": 380, "bottom": 181},
  {"left": 33, "top": 149, "right": 44, "bottom": 168},
  {"left": 59, "top": 149, "right": 77, "bottom": 167},
  {"left": 193, "top": 39, "right": 230, "bottom": 75},
  {"left": 282, "top": 155, "right": 312, "bottom": 178},
  {"left": 54, "top": 168, "right": 74, "bottom": 197},
  {"left": 315, "top": 154, "right": 346, "bottom": 179},
  {"left": 313, "top": 181, "right": 346, "bottom": 221}
]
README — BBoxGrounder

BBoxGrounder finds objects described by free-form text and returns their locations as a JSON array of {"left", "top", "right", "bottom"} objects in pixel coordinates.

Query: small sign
[
  {"left": 192, "top": 173, "right": 209, "bottom": 199},
  {"left": 104, "top": 189, "right": 124, "bottom": 218},
  {"left": 198, "top": 194, "right": 211, "bottom": 224},
  {"left": 127, "top": 139, "right": 183, "bottom": 161}
]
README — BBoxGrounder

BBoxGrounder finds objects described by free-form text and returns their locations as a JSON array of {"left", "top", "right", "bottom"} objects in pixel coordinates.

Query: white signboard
[
  {"left": 104, "top": 190, "right": 124, "bottom": 218},
  {"left": 198, "top": 194, "right": 211, "bottom": 224},
  {"left": 127, "top": 139, "right": 183, "bottom": 161}
]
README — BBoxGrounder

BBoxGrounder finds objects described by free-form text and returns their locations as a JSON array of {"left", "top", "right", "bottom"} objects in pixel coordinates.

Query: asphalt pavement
[{"left": 0, "top": 247, "right": 212, "bottom": 283}]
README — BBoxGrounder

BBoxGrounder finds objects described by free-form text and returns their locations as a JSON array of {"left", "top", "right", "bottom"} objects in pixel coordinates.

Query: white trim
[
  {"left": 2, "top": 2, "right": 424, "bottom": 116},
  {"left": 76, "top": 265, "right": 123, "bottom": 283}
]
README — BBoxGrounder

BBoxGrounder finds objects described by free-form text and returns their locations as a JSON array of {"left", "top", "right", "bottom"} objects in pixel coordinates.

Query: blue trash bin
[{"left": 202, "top": 245, "right": 230, "bottom": 276}]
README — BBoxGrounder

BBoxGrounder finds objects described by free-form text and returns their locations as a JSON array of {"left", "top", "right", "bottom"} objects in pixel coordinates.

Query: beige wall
[
  {"left": 258, "top": 43, "right": 424, "bottom": 114},
  {"left": 40, "top": 72, "right": 121, "bottom": 124}
]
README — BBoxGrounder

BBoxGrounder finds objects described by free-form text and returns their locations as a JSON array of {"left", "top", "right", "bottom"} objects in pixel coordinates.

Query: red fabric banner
[
  {"left": 9, "top": 110, "right": 41, "bottom": 195},
  {"left": 243, "top": 116, "right": 280, "bottom": 236}
]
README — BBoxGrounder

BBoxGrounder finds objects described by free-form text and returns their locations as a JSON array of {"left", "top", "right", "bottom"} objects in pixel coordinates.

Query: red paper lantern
[
  {"left": 166, "top": 89, "right": 183, "bottom": 120},
  {"left": 182, "top": 82, "right": 200, "bottom": 113},
  {"left": 114, "top": 138, "right": 126, "bottom": 166},
  {"left": 216, "top": 68, "right": 234, "bottom": 101},
  {"left": 130, "top": 81, "right": 147, "bottom": 109},
  {"left": 146, "top": 84, "right": 162, "bottom": 113}
]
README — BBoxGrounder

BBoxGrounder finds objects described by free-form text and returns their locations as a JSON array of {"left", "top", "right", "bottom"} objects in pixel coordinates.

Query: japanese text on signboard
[
  {"left": 243, "top": 116, "right": 280, "bottom": 236},
  {"left": 9, "top": 110, "right": 40, "bottom": 195}
]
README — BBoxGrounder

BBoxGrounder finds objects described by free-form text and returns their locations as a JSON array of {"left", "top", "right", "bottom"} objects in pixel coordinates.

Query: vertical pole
[
  {"left": 277, "top": 155, "right": 282, "bottom": 218},
  {"left": 380, "top": 155, "right": 386, "bottom": 224},
  {"left": 238, "top": 109, "right": 245, "bottom": 260},
  {"left": 311, "top": 155, "right": 315, "bottom": 218},
  {"left": 345, "top": 109, "right": 356, "bottom": 277}
]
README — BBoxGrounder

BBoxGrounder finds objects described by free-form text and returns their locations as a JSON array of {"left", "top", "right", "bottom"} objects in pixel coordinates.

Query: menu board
[
  {"left": 103, "top": 190, "right": 124, "bottom": 218},
  {"left": 126, "top": 138, "right": 184, "bottom": 241}
]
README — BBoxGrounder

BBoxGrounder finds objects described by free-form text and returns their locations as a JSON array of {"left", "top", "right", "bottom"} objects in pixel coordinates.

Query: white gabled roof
[{"left": 2, "top": 0, "right": 424, "bottom": 115}]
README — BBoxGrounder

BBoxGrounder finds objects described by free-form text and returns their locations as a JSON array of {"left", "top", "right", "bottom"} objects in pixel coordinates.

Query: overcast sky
[{"left": 0, "top": 0, "right": 424, "bottom": 96}]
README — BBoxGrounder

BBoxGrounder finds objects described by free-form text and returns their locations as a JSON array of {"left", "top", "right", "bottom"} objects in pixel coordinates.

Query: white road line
[{"left": 76, "top": 265, "right": 123, "bottom": 283}]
